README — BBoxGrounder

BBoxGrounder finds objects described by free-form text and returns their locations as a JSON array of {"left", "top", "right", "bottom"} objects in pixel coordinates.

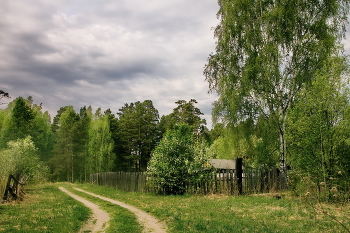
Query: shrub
[{"left": 147, "top": 124, "right": 211, "bottom": 194}]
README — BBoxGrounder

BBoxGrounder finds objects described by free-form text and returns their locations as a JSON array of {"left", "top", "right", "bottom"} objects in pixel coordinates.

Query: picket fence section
[
  {"left": 91, "top": 171, "right": 149, "bottom": 193},
  {"left": 90, "top": 166, "right": 284, "bottom": 195}
]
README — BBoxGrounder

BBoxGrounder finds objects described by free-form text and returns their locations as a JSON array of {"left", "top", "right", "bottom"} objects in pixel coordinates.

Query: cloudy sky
[
  {"left": 1, "top": 1, "right": 349, "bottom": 128},
  {"left": 0, "top": 0, "right": 220, "bottom": 127}
]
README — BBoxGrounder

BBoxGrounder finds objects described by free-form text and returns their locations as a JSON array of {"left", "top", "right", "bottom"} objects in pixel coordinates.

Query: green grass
[
  {"left": 74, "top": 183, "right": 350, "bottom": 233},
  {"left": 1, "top": 183, "right": 349, "bottom": 232},
  {"left": 0, "top": 183, "right": 90, "bottom": 233}
]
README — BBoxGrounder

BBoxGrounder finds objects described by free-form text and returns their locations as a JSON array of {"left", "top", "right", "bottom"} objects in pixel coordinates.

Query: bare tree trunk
[{"left": 278, "top": 103, "right": 288, "bottom": 189}]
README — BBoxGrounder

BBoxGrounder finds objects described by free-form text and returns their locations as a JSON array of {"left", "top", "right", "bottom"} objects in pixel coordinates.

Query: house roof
[{"left": 208, "top": 159, "right": 236, "bottom": 170}]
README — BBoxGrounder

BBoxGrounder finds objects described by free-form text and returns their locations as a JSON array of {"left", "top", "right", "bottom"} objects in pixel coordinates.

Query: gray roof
[{"left": 209, "top": 159, "right": 236, "bottom": 170}]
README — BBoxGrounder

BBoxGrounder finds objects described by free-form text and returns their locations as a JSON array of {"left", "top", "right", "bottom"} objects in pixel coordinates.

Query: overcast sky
[
  {"left": 1, "top": 1, "right": 349, "bottom": 129},
  {"left": 0, "top": 0, "right": 221, "bottom": 128}
]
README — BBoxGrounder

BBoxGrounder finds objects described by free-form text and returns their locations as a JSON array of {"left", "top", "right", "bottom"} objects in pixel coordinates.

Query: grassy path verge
[
  {"left": 0, "top": 183, "right": 90, "bottom": 233},
  {"left": 75, "top": 183, "right": 350, "bottom": 233}
]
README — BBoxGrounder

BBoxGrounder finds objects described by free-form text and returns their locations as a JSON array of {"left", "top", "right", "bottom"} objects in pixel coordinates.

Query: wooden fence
[
  {"left": 90, "top": 166, "right": 284, "bottom": 195},
  {"left": 91, "top": 172, "right": 149, "bottom": 193}
]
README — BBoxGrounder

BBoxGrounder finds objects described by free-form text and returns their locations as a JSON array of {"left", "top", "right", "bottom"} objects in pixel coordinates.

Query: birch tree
[
  {"left": 204, "top": 0, "right": 349, "bottom": 179},
  {"left": 87, "top": 113, "right": 114, "bottom": 174}
]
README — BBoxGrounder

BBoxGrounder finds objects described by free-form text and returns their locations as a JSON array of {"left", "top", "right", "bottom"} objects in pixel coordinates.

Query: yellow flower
[
  {"left": 330, "top": 187, "right": 338, "bottom": 193},
  {"left": 305, "top": 192, "right": 311, "bottom": 196}
]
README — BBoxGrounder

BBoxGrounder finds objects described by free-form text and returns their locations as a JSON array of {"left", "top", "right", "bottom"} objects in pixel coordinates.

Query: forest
[{"left": 0, "top": 96, "right": 210, "bottom": 182}]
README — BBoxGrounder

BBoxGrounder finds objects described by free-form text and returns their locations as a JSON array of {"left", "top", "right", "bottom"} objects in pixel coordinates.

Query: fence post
[{"left": 236, "top": 158, "right": 243, "bottom": 195}]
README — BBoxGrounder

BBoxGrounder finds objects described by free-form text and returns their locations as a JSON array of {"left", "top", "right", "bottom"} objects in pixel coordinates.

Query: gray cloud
[
  {"left": 0, "top": 0, "right": 219, "bottom": 128},
  {"left": 2, "top": 1, "right": 348, "bottom": 129}
]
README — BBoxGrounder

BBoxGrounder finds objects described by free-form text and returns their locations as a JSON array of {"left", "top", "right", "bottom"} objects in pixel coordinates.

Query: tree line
[{"left": 0, "top": 97, "right": 208, "bottom": 182}]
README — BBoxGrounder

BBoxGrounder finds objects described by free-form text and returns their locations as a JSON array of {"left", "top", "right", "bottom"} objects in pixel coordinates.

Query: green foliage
[
  {"left": 87, "top": 114, "right": 115, "bottom": 174},
  {"left": 159, "top": 99, "right": 206, "bottom": 134},
  {"left": 50, "top": 106, "right": 81, "bottom": 181},
  {"left": 0, "top": 137, "right": 48, "bottom": 181},
  {"left": 0, "top": 97, "right": 35, "bottom": 147},
  {"left": 147, "top": 124, "right": 212, "bottom": 195},
  {"left": 287, "top": 56, "right": 350, "bottom": 199},
  {"left": 208, "top": 119, "right": 278, "bottom": 167},
  {"left": 31, "top": 110, "right": 53, "bottom": 161},
  {"left": 117, "top": 100, "right": 160, "bottom": 171},
  {"left": 0, "top": 97, "right": 53, "bottom": 161},
  {"left": 0, "top": 97, "right": 52, "bottom": 194},
  {"left": 204, "top": 0, "right": 349, "bottom": 173}
]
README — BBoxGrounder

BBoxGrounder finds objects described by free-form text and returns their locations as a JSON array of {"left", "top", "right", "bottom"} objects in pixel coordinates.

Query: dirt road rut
[
  {"left": 74, "top": 188, "right": 167, "bottom": 233},
  {"left": 58, "top": 187, "right": 110, "bottom": 233},
  {"left": 59, "top": 187, "right": 167, "bottom": 233}
]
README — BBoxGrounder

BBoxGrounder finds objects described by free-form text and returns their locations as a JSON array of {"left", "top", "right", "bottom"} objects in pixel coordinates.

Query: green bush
[
  {"left": 0, "top": 136, "right": 48, "bottom": 183},
  {"left": 147, "top": 124, "right": 212, "bottom": 195}
]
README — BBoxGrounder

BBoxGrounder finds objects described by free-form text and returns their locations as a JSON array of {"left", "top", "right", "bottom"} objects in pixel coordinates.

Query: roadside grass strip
[
  {"left": 58, "top": 187, "right": 110, "bottom": 233},
  {"left": 75, "top": 184, "right": 350, "bottom": 233},
  {"left": 74, "top": 187, "right": 167, "bottom": 233},
  {"left": 0, "top": 184, "right": 90, "bottom": 233}
]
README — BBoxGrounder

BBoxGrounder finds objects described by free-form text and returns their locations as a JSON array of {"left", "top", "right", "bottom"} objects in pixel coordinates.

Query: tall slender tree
[
  {"left": 87, "top": 111, "right": 114, "bottom": 174},
  {"left": 50, "top": 106, "right": 80, "bottom": 181},
  {"left": 117, "top": 100, "right": 160, "bottom": 171},
  {"left": 76, "top": 106, "right": 91, "bottom": 181},
  {"left": 204, "top": 0, "right": 349, "bottom": 179}
]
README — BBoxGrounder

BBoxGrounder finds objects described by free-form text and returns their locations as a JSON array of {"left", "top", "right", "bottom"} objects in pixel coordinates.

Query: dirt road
[
  {"left": 58, "top": 187, "right": 110, "bottom": 233},
  {"left": 74, "top": 188, "right": 167, "bottom": 233},
  {"left": 59, "top": 187, "right": 167, "bottom": 233}
]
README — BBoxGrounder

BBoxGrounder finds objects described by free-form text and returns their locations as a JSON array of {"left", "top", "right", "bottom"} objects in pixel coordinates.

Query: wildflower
[
  {"left": 330, "top": 187, "right": 338, "bottom": 193},
  {"left": 320, "top": 182, "right": 325, "bottom": 186},
  {"left": 338, "top": 171, "right": 342, "bottom": 175},
  {"left": 305, "top": 192, "right": 311, "bottom": 196},
  {"left": 333, "top": 194, "right": 338, "bottom": 198},
  {"left": 329, "top": 177, "right": 334, "bottom": 180}
]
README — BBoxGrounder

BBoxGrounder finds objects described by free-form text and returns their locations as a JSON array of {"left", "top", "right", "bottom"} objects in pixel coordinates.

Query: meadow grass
[
  {"left": 75, "top": 183, "right": 350, "bottom": 233},
  {"left": 0, "top": 183, "right": 90, "bottom": 233},
  {"left": 1, "top": 183, "right": 349, "bottom": 232}
]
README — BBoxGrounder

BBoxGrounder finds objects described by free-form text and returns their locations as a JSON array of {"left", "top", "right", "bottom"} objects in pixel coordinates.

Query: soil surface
[
  {"left": 58, "top": 187, "right": 110, "bottom": 233},
  {"left": 59, "top": 186, "right": 167, "bottom": 233},
  {"left": 74, "top": 188, "right": 167, "bottom": 233}
]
